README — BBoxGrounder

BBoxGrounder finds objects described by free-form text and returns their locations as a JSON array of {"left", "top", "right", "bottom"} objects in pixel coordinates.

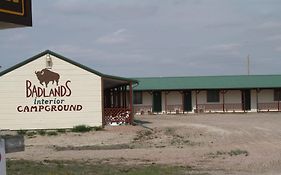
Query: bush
[
  {"left": 26, "top": 131, "right": 37, "bottom": 137},
  {"left": 47, "top": 131, "right": 58, "bottom": 136},
  {"left": 92, "top": 126, "right": 103, "bottom": 131},
  {"left": 17, "top": 130, "right": 28, "bottom": 135},
  {"left": 71, "top": 125, "right": 92, "bottom": 133},
  {"left": 228, "top": 149, "right": 249, "bottom": 156},
  {"left": 37, "top": 130, "right": 46, "bottom": 136},
  {"left": 57, "top": 129, "right": 66, "bottom": 133}
]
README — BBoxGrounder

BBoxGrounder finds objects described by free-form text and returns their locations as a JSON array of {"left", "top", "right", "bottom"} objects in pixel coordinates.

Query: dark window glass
[
  {"left": 274, "top": 89, "right": 281, "bottom": 101},
  {"left": 133, "top": 91, "right": 143, "bottom": 104},
  {"left": 207, "top": 90, "right": 220, "bottom": 102}
]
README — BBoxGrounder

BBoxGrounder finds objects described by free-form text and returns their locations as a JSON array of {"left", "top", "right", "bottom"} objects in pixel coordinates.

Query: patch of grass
[
  {"left": 228, "top": 149, "right": 249, "bottom": 156},
  {"left": 164, "top": 128, "right": 175, "bottom": 135},
  {"left": 17, "top": 129, "right": 27, "bottom": 135},
  {"left": 92, "top": 126, "right": 103, "bottom": 131},
  {"left": 71, "top": 125, "right": 92, "bottom": 133},
  {"left": 37, "top": 130, "right": 46, "bottom": 136},
  {"left": 134, "top": 129, "right": 154, "bottom": 141},
  {"left": 54, "top": 144, "right": 133, "bottom": 151},
  {"left": 46, "top": 131, "right": 58, "bottom": 136},
  {"left": 208, "top": 149, "right": 249, "bottom": 158},
  {"left": 7, "top": 160, "right": 198, "bottom": 175},
  {"left": 26, "top": 131, "right": 37, "bottom": 138},
  {"left": 57, "top": 129, "right": 66, "bottom": 133}
]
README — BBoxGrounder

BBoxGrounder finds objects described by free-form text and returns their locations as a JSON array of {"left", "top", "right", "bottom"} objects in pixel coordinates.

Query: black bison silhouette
[{"left": 35, "top": 68, "right": 60, "bottom": 87}]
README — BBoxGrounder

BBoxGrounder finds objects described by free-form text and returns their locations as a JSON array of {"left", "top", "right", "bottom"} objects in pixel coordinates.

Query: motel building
[
  {"left": 133, "top": 76, "right": 281, "bottom": 115},
  {"left": 0, "top": 50, "right": 136, "bottom": 130},
  {"left": 1, "top": 51, "right": 281, "bottom": 130}
]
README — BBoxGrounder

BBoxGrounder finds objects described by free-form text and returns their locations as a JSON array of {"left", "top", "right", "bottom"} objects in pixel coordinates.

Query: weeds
[
  {"left": 26, "top": 131, "right": 37, "bottom": 138},
  {"left": 134, "top": 129, "right": 153, "bottom": 141},
  {"left": 47, "top": 131, "right": 58, "bottom": 136},
  {"left": 17, "top": 129, "right": 27, "bottom": 135},
  {"left": 37, "top": 130, "right": 46, "bottom": 136},
  {"left": 57, "top": 129, "right": 66, "bottom": 133},
  {"left": 71, "top": 125, "right": 92, "bottom": 133},
  {"left": 208, "top": 149, "right": 249, "bottom": 158},
  {"left": 228, "top": 149, "right": 249, "bottom": 156}
]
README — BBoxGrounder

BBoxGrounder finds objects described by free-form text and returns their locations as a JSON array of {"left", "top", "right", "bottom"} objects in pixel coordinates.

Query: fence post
[{"left": 0, "top": 139, "right": 6, "bottom": 175}]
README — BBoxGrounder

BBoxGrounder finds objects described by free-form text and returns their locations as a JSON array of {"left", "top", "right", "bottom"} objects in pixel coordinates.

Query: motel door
[
  {"left": 242, "top": 90, "right": 251, "bottom": 111},
  {"left": 153, "top": 91, "right": 162, "bottom": 113},
  {"left": 183, "top": 91, "right": 192, "bottom": 112}
]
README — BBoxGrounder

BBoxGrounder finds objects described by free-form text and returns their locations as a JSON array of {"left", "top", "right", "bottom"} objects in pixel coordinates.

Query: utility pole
[{"left": 247, "top": 54, "right": 250, "bottom": 75}]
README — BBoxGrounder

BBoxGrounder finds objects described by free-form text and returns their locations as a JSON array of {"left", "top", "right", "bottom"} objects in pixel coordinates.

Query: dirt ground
[{"left": 6, "top": 113, "right": 281, "bottom": 175}]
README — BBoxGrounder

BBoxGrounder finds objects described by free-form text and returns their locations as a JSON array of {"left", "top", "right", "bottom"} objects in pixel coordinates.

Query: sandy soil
[{"left": 5, "top": 112, "right": 281, "bottom": 175}]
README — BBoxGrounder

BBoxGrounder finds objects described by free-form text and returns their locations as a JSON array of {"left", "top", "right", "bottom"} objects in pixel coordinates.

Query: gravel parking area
[{"left": 6, "top": 112, "right": 281, "bottom": 175}]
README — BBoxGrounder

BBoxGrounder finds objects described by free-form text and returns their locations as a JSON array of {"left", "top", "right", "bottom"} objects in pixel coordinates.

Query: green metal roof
[
  {"left": 0, "top": 50, "right": 137, "bottom": 84},
  {"left": 133, "top": 75, "right": 281, "bottom": 91}
]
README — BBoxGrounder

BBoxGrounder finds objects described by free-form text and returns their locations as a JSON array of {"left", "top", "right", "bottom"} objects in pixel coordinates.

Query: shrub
[
  {"left": 57, "top": 129, "right": 66, "bottom": 133},
  {"left": 17, "top": 130, "right": 28, "bottom": 135},
  {"left": 92, "top": 126, "right": 103, "bottom": 131},
  {"left": 228, "top": 149, "right": 249, "bottom": 156},
  {"left": 71, "top": 125, "right": 92, "bottom": 133},
  {"left": 26, "top": 131, "right": 37, "bottom": 137},
  {"left": 47, "top": 131, "right": 58, "bottom": 136},
  {"left": 37, "top": 130, "right": 46, "bottom": 136}
]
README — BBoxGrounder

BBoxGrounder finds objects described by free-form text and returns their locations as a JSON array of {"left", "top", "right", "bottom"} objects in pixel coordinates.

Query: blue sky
[{"left": 1, "top": 0, "right": 281, "bottom": 77}]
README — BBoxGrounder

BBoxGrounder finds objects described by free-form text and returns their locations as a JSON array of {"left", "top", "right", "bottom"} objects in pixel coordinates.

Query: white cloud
[{"left": 96, "top": 29, "right": 131, "bottom": 44}]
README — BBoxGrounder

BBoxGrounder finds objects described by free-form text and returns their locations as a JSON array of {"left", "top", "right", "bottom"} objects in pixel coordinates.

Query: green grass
[
  {"left": 17, "top": 129, "right": 28, "bottom": 135},
  {"left": 6, "top": 160, "right": 205, "bottom": 175},
  {"left": 37, "top": 130, "right": 47, "bottom": 136},
  {"left": 71, "top": 125, "right": 92, "bottom": 133},
  {"left": 46, "top": 131, "right": 58, "bottom": 136},
  {"left": 228, "top": 149, "right": 249, "bottom": 156},
  {"left": 57, "top": 129, "right": 67, "bottom": 133}
]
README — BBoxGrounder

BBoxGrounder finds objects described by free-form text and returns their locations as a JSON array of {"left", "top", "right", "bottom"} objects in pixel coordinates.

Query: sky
[{"left": 1, "top": 0, "right": 281, "bottom": 77}]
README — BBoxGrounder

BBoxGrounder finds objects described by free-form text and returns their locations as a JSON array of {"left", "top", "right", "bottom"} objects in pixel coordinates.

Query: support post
[
  {"left": 242, "top": 90, "right": 246, "bottom": 113},
  {"left": 181, "top": 91, "right": 184, "bottom": 114},
  {"left": 129, "top": 82, "right": 133, "bottom": 124},
  {"left": 256, "top": 89, "right": 259, "bottom": 112},
  {"left": 195, "top": 90, "right": 199, "bottom": 113},
  {"left": 277, "top": 89, "right": 280, "bottom": 111},
  {"left": 222, "top": 90, "right": 225, "bottom": 112},
  {"left": 165, "top": 92, "right": 167, "bottom": 114}
]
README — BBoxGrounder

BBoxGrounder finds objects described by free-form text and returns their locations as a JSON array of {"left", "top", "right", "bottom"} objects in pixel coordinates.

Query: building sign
[
  {"left": 0, "top": 0, "right": 32, "bottom": 27},
  {"left": 0, "top": 0, "right": 25, "bottom": 16},
  {"left": 0, "top": 139, "right": 6, "bottom": 175},
  {"left": 17, "top": 68, "right": 83, "bottom": 113}
]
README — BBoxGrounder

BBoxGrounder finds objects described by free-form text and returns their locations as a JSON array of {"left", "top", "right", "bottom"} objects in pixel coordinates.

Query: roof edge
[{"left": 0, "top": 50, "right": 137, "bottom": 84}]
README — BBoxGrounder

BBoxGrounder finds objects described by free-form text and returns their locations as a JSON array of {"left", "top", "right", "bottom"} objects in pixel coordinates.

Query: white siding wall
[
  {"left": 258, "top": 89, "right": 274, "bottom": 103},
  {"left": 0, "top": 54, "right": 102, "bottom": 130},
  {"left": 166, "top": 91, "right": 182, "bottom": 105},
  {"left": 225, "top": 90, "right": 241, "bottom": 103},
  {"left": 142, "top": 92, "right": 152, "bottom": 106}
]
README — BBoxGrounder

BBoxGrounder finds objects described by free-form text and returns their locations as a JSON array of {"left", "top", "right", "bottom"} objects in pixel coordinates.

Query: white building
[
  {"left": 133, "top": 76, "right": 281, "bottom": 114},
  {"left": 0, "top": 50, "right": 136, "bottom": 130}
]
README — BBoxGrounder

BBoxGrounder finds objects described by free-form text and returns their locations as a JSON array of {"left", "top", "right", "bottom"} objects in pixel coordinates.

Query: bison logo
[{"left": 35, "top": 68, "right": 60, "bottom": 87}]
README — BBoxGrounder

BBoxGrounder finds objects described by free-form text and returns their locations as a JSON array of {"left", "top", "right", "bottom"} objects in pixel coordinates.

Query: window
[
  {"left": 274, "top": 89, "right": 281, "bottom": 101},
  {"left": 207, "top": 90, "right": 220, "bottom": 102},
  {"left": 133, "top": 91, "right": 143, "bottom": 104}
]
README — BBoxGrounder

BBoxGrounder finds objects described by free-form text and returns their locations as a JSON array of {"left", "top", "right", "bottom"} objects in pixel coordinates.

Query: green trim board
[
  {"left": 133, "top": 75, "right": 281, "bottom": 91},
  {"left": 0, "top": 50, "right": 137, "bottom": 84}
]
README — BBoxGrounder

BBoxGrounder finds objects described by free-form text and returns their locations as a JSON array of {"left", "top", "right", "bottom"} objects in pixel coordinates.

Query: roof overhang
[{"left": 0, "top": 0, "right": 32, "bottom": 29}]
